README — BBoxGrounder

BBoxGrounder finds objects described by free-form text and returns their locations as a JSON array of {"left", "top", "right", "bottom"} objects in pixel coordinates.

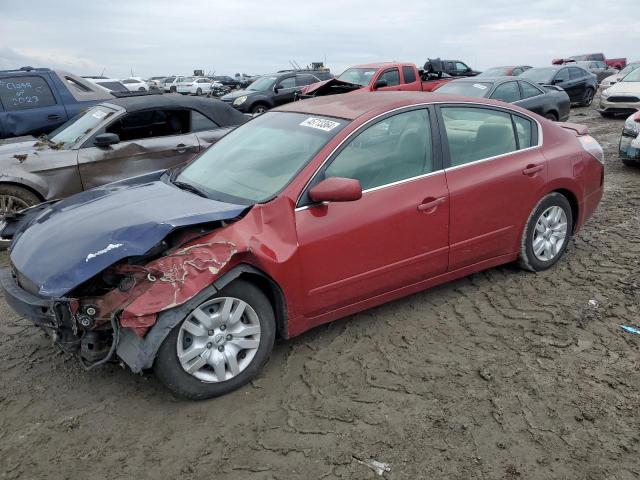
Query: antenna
[{"left": 100, "top": 67, "right": 106, "bottom": 77}]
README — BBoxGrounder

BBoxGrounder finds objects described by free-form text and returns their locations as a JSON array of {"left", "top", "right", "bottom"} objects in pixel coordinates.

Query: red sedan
[{"left": 1, "top": 91, "right": 604, "bottom": 399}]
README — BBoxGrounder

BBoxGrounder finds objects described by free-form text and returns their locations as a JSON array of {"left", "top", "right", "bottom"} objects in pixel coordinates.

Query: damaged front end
[
  {"left": 296, "top": 78, "right": 363, "bottom": 99},
  {"left": 0, "top": 171, "right": 252, "bottom": 370}
]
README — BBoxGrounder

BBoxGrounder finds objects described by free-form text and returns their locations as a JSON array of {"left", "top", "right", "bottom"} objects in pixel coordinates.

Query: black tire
[
  {"left": 0, "top": 184, "right": 40, "bottom": 215},
  {"left": 622, "top": 159, "right": 640, "bottom": 167},
  {"left": 544, "top": 111, "right": 558, "bottom": 121},
  {"left": 518, "top": 192, "right": 573, "bottom": 272},
  {"left": 599, "top": 111, "right": 615, "bottom": 118},
  {"left": 196, "top": 88, "right": 202, "bottom": 96},
  {"left": 138, "top": 87, "right": 145, "bottom": 92},
  {"left": 251, "top": 103, "right": 268, "bottom": 115},
  {"left": 154, "top": 280, "right": 276, "bottom": 400},
  {"left": 580, "top": 88, "right": 595, "bottom": 107},
  {"left": 170, "top": 86, "right": 176, "bottom": 93}
]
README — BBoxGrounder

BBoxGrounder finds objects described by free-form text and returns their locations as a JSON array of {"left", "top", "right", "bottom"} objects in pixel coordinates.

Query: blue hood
[{"left": 9, "top": 171, "right": 248, "bottom": 297}]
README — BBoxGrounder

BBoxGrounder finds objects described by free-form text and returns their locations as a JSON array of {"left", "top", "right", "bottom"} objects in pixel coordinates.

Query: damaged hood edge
[{"left": 9, "top": 171, "right": 250, "bottom": 298}]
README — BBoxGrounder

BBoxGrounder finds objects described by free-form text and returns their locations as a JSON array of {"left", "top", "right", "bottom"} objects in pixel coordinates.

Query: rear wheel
[
  {"left": 518, "top": 193, "right": 573, "bottom": 272},
  {"left": 0, "top": 184, "right": 40, "bottom": 216},
  {"left": 544, "top": 111, "right": 558, "bottom": 121},
  {"left": 154, "top": 280, "right": 276, "bottom": 400},
  {"left": 580, "top": 88, "right": 594, "bottom": 107}
]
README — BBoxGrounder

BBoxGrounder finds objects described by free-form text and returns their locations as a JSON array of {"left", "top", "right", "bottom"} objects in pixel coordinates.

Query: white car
[
  {"left": 163, "top": 75, "right": 187, "bottom": 93},
  {"left": 86, "top": 77, "right": 129, "bottom": 93},
  {"left": 176, "top": 77, "right": 222, "bottom": 95},
  {"left": 120, "top": 77, "right": 149, "bottom": 92}
]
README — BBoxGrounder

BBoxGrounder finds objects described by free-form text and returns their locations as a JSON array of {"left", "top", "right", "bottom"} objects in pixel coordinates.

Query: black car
[
  {"left": 212, "top": 76, "right": 241, "bottom": 89},
  {"left": 220, "top": 72, "right": 323, "bottom": 114},
  {"left": 520, "top": 66, "right": 597, "bottom": 107},
  {"left": 425, "top": 58, "right": 480, "bottom": 77},
  {"left": 436, "top": 77, "right": 571, "bottom": 121}
]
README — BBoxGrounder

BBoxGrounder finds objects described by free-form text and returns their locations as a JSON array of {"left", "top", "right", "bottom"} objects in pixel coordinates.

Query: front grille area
[{"left": 608, "top": 96, "right": 640, "bottom": 103}]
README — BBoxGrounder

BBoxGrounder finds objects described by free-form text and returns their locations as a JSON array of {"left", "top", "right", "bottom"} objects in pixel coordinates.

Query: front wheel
[
  {"left": 518, "top": 193, "right": 573, "bottom": 272},
  {"left": 544, "top": 112, "right": 558, "bottom": 121},
  {"left": 0, "top": 184, "right": 40, "bottom": 216},
  {"left": 196, "top": 88, "right": 202, "bottom": 96},
  {"left": 251, "top": 104, "right": 268, "bottom": 115},
  {"left": 154, "top": 280, "right": 276, "bottom": 400}
]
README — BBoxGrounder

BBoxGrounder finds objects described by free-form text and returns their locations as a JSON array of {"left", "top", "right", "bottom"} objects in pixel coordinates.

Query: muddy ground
[{"left": 1, "top": 101, "right": 639, "bottom": 480}]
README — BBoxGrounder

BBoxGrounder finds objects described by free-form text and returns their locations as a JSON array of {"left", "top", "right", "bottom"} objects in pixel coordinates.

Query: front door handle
[
  {"left": 47, "top": 114, "right": 61, "bottom": 120},
  {"left": 522, "top": 164, "right": 544, "bottom": 176},
  {"left": 175, "top": 143, "right": 188, "bottom": 153},
  {"left": 417, "top": 196, "right": 446, "bottom": 213}
]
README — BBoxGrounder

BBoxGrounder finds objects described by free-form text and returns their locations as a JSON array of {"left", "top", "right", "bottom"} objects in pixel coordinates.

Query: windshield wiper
[{"left": 172, "top": 180, "right": 209, "bottom": 199}]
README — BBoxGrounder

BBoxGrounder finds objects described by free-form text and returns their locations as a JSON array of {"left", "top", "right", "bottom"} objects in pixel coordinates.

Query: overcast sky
[{"left": 0, "top": 0, "right": 637, "bottom": 79}]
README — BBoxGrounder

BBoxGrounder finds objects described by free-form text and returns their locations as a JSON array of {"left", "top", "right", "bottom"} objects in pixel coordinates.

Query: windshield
[
  {"left": 436, "top": 81, "right": 492, "bottom": 97},
  {"left": 520, "top": 68, "right": 556, "bottom": 84},
  {"left": 478, "top": 67, "right": 509, "bottom": 77},
  {"left": 175, "top": 112, "right": 349, "bottom": 204},
  {"left": 247, "top": 76, "right": 277, "bottom": 91},
  {"left": 619, "top": 64, "right": 640, "bottom": 76},
  {"left": 622, "top": 68, "right": 640, "bottom": 82},
  {"left": 49, "top": 105, "right": 117, "bottom": 148},
  {"left": 337, "top": 68, "right": 378, "bottom": 86}
]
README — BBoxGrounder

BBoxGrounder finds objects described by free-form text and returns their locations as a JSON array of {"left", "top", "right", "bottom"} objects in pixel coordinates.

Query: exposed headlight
[
  {"left": 233, "top": 96, "right": 248, "bottom": 106},
  {"left": 624, "top": 116, "right": 640, "bottom": 135},
  {"left": 601, "top": 89, "right": 610, "bottom": 97}
]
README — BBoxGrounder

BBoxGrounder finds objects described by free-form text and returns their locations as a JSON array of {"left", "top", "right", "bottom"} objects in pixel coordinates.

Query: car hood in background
[
  {"left": 220, "top": 89, "right": 260, "bottom": 101},
  {"left": 300, "top": 78, "right": 363, "bottom": 97},
  {"left": 9, "top": 171, "right": 249, "bottom": 297},
  {"left": 604, "top": 82, "right": 640, "bottom": 95}
]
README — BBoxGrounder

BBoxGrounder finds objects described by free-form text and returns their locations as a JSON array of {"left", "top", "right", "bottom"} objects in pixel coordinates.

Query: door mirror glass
[
  {"left": 374, "top": 79, "right": 388, "bottom": 89},
  {"left": 94, "top": 133, "right": 120, "bottom": 147},
  {"left": 309, "top": 177, "right": 362, "bottom": 203}
]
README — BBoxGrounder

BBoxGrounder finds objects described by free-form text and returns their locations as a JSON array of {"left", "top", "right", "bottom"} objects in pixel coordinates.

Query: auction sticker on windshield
[
  {"left": 92, "top": 110, "right": 108, "bottom": 119},
  {"left": 300, "top": 117, "right": 341, "bottom": 132}
]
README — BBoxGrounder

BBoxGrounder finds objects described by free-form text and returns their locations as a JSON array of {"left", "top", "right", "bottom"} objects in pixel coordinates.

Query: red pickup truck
[
  {"left": 552, "top": 53, "right": 627, "bottom": 70},
  {"left": 298, "top": 62, "right": 452, "bottom": 98}
]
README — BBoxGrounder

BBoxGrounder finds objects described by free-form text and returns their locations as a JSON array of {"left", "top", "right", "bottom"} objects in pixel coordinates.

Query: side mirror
[
  {"left": 373, "top": 79, "right": 388, "bottom": 89},
  {"left": 466, "top": 67, "right": 472, "bottom": 72},
  {"left": 309, "top": 177, "right": 362, "bottom": 204},
  {"left": 273, "top": 85, "right": 279, "bottom": 93},
  {"left": 552, "top": 78, "right": 563, "bottom": 85},
  {"left": 94, "top": 133, "right": 120, "bottom": 147}
]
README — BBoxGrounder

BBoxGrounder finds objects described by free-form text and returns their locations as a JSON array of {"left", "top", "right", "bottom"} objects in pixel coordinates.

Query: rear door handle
[
  {"left": 47, "top": 114, "right": 61, "bottom": 120},
  {"left": 417, "top": 196, "right": 446, "bottom": 213},
  {"left": 522, "top": 164, "right": 544, "bottom": 176}
]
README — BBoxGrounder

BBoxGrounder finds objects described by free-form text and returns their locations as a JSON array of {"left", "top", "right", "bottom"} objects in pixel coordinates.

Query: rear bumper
[{"left": 0, "top": 268, "right": 58, "bottom": 328}]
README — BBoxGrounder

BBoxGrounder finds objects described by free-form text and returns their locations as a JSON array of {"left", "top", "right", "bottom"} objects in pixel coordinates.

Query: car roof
[
  {"left": 102, "top": 95, "right": 247, "bottom": 125},
  {"left": 450, "top": 76, "right": 521, "bottom": 84},
  {"left": 275, "top": 91, "right": 527, "bottom": 120},
  {"left": 349, "top": 62, "right": 414, "bottom": 69}
]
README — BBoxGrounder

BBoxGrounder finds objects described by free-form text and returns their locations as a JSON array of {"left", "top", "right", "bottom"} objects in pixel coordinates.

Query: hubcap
[
  {"left": 176, "top": 297, "right": 261, "bottom": 382},
  {"left": 0, "top": 195, "right": 30, "bottom": 216},
  {"left": 532, "top": 206, "right": 568, "bottom": 262}
]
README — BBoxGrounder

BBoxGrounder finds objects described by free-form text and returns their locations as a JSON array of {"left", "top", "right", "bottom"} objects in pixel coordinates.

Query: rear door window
[
  {"left": 490, "top": 82, "right": 521, "bottom": 103},
  {"left": 519, "top": 81, "right": 543, "bottom": 99},
  {"left": 440, "top": 107, "right": 518, "bottom": 166},
  {"left": 0, "top": 75, "right": 57, "bottom": 111},
  {"left": 191, "top": 111, "right": 219, "bottom": 132},
  {"left": 402, "top": 66, "right": 416, "bottom": 83},
  {"left": 296, "top": 74, "right": 319, "bottom": 87}
]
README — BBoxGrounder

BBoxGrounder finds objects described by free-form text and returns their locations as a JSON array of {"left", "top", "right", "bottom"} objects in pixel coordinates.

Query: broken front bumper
[{"left": 0, "top": 267, "right": 60, "bottom": 328}]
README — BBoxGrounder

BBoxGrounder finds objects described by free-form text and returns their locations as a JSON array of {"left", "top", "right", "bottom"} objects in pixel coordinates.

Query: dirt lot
[{"left": 1, "top": 101, "right": 639, "bottom": 480}]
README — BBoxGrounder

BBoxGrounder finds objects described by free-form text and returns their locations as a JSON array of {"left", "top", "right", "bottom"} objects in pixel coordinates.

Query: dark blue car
[{"left": 0, "top": 67, "right": 113, "bottom": 139}]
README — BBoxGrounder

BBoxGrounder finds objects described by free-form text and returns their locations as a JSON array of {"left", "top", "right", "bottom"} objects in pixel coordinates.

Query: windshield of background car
[
  {"left": 337, "top": 68, "right": 378, "bottom": 86},
  {"left": 622, "top": 68, "right": 640, "bottom": 82},
  {"left": 49, "top": 105, "right": 117, "bottom": 148},
  {"left": 479, "top": 67, "right": 509, "bottom": 76},
  {"left": 97, "top": 81, "right": 128, "bottom": 92},
  {"left": 437, "top": 81, "right": 492, "bottom": 97},
  {"left": 520, "top": 68, "right": 556, "bottom": 84},
  {"left": 619, "top": 64, "right": 640, "bottom": 76},
  {"left": 247, "top": 76, "right": 277, "bottom": 91},
  {"left": 175, "top": 112, "right": 349, "bottom": 204}
]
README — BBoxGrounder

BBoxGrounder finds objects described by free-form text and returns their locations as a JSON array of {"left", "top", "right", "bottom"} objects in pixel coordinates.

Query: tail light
[{"left": 578, "top": 135, "right": 604, "bottom": 164}]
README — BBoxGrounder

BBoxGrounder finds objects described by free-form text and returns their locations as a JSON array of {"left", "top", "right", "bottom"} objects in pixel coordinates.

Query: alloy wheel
[
  {"left": 532, "top": 206, "right": 568, "bottom": 261},
  {"left": 176, "top": 297, "right": 261, "bottom": 382},
  {"left": 0, "top": 194, "right": 30, "bottom": 216}
]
